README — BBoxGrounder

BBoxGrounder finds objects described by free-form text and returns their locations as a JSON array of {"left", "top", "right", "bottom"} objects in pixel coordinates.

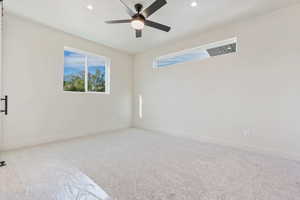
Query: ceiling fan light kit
[
  {"left": 105, "top": 0, "right": 171, "bottom": 38},
  {"left": 131, "top": 19, "right": 145, "bottom": 30}
]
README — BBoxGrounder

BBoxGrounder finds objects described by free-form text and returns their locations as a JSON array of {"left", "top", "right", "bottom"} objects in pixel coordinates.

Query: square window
[{"left": 63, "top": 48, "right": 110, "bottom": 94}]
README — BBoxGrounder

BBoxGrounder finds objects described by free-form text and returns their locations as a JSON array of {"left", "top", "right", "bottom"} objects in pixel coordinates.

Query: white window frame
[
  {"left": 63, "top": 47, "right": 111, "bottom": 94},
  {"left": 153, "top": 37, "right": 237, "bottom": 68}
]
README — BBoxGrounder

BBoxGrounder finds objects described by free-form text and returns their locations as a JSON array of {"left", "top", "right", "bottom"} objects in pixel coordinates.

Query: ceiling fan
[{"left": 105, "top": 0, "right": 171, "bottom": 38}]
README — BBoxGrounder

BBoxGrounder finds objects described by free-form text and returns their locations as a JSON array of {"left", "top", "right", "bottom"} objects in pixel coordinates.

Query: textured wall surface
[
  {"left": 2, "top": 14, "right": 133, "bottom": 150},
  {"left": 133, "top": 4, "right": 300, "bottom": 161}
]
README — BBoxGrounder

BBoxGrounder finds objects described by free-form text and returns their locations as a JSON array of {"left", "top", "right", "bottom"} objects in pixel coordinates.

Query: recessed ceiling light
[
  {"left": 190, "top": 1, "right": 198, "bottom": 7},
  {"left": 87, "top": 4, "right": 94, "bottom": 11}
]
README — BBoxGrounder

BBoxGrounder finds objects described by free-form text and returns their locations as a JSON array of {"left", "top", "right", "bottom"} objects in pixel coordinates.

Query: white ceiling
[{"left": 5, "top": 0, "right": 300, "bottom": 54}]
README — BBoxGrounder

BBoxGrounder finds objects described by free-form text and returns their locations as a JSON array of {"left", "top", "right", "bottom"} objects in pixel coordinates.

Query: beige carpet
[{"left": 1, "top": 128, "right": 300, "bottom": 200}]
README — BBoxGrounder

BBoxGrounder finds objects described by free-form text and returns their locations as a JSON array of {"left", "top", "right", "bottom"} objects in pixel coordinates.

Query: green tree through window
[{"left": 64, "top": 49, "right": 109, "bottom": 93}]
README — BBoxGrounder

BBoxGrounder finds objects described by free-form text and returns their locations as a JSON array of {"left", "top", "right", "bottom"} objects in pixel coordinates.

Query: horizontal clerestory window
[{"left": 153, "top": 38, "right": 237, "bottom": 68}]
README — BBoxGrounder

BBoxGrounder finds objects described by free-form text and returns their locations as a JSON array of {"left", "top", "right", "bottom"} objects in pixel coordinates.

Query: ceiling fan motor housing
[
  {"left": 133, "top": 14, "right": 146, "bottom": 22},
  {"left": 135, "top": 3, "right": 143, "bottom": 13}
]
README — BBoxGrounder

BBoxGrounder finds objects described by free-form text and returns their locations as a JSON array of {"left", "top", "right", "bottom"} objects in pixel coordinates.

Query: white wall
[
  {"left": 133, "top": 4, "right": 300, "bottom": 161},
  {"left": 2, "top": 14, "right": 133, "bottom": 150}
]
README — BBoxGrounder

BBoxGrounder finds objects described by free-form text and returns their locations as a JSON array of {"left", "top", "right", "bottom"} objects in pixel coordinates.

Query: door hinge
[
  {"left": 0, "top": 161, "right": 6, "bottom": 167},
  {"left": 1, "top": 95, "right": 8, "bottom": 115},
  {"left": 0, "top": 0, "right": 3, "bottom": 17}
]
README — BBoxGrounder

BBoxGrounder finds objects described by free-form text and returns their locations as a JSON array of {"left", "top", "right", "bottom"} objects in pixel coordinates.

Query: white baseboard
[
  {"left": 135, "top": 127, "right": 300, "bottom": 162},
  {"left": 1, "top": 127, "right": 131, "bottom": 152}
]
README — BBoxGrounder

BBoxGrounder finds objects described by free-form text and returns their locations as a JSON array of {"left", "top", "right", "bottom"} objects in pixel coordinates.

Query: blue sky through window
[
  {"left": 64, "top": 49, "right": 108, "bottom": 92},
  {"left": 156, "top": 50, "right": 210, "bottom": 68},
  {"left": 87, "top": 55, "right": 106, "bottom": 81},
  {"left": 64, "top": 50, "right": 85, "bottom": 76},
  {"left": 155, "top": 38, "right": 237, "bottom": 68}
]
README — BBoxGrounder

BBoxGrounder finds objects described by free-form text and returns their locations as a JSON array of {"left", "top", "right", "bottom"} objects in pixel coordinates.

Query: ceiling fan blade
[
  {"left": 136, "top": 30, "right": 142, "bottom": 38},
  {"left": 142, "top": 0, "right": 167, "bottom": 18},
  {"left": 105, "top": 19, "right": 131, "bottom": 24},
  {"left": 119, "top": 0, "right": 136, "bottom": 17},
  {"left": 145, "top": 20, "right": 171, "bottom": 32}
]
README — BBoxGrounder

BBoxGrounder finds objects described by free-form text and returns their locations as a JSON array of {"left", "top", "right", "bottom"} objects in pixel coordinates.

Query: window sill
[{"left": 62, "top": 91, "right": 110, "bottom": 95}]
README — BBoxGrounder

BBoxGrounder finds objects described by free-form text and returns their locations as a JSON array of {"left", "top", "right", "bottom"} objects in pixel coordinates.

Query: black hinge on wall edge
[
  {"left": 1, "top": 95, "right": 8, "bottom": 115},
  {"left": 1, "top": 0, "right": 3, "bottom": 17},
  {"left": 0, "top": 161, "right": 6, "bottom": 167}
]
